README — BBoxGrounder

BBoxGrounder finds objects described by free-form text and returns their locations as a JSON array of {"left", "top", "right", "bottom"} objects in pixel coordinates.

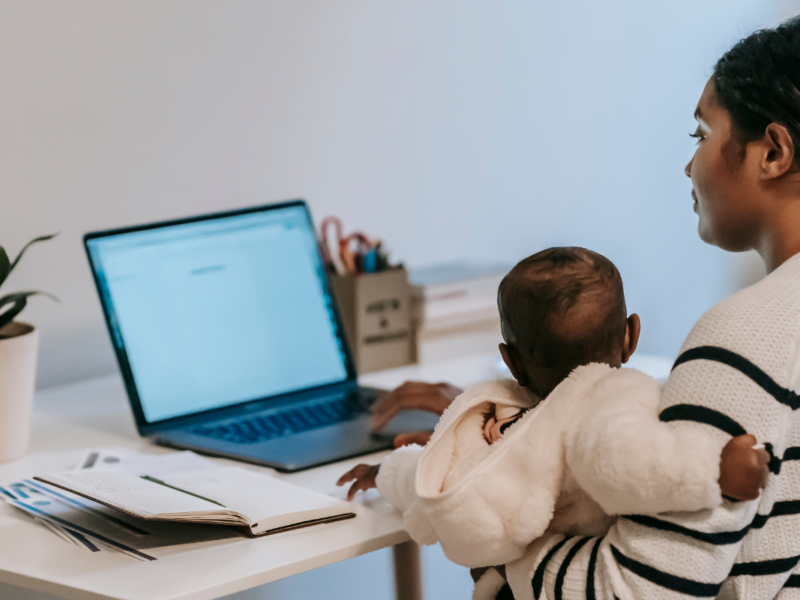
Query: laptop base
[{"left": 154, "top": 407, "right": 439, "bottom": 472}]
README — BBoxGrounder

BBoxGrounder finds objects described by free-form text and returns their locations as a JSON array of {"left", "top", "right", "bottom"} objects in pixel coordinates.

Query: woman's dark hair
[{"left": 714, "top": 16, "right": 800, "bottom": 161}]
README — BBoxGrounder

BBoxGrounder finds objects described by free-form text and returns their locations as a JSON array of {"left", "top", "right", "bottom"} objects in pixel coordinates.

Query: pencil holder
[{"left": 330, "top": 268, "right": 415, "bottom": 374}]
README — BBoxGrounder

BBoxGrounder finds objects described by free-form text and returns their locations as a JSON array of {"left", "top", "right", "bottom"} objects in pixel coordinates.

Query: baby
[{"left": 338, "top": 247, "right": 768, "bottom": 589}]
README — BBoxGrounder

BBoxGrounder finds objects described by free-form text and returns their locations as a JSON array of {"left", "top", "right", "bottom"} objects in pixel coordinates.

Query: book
[
  {"left": 34, "top": 454, "right": 354, "bottom": 537},
  {"left": 409, "top": 261, "right": 510, "bottom": 331}
]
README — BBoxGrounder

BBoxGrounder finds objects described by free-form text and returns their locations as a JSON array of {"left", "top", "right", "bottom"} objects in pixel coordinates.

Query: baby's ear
[
  {"left": 621, "top": 313, "right": 641, "bottom": 364},
  {"left": 499, "top": 343, "right": 528, "bottom": 386}
]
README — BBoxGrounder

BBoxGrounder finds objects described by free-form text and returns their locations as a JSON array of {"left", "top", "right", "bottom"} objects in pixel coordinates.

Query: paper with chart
[{"left": 2, "top": 475, "right": 246, "bottom": 561}]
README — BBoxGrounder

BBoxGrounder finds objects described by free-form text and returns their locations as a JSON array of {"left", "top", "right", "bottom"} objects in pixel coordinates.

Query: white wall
[{"left": 0, "top": 0, "right": 792, "bottom": 388}]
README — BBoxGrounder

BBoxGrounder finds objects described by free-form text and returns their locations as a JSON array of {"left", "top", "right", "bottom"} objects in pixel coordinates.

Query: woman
[{"left": 373, "top": 17, "right": 800, "bottom": 599}]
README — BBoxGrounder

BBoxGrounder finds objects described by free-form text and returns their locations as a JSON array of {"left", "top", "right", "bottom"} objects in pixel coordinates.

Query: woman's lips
[{"left": 692, "top": 190, "right": 698, "bottom": 212}]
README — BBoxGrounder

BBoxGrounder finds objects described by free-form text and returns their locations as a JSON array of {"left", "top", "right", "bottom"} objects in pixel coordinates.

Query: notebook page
[
  {"left": 38, "top": 470, "right": 223, "bottom": 517},
  {"left": 159, "top": 467, "right": 346, "bottom": 525}
]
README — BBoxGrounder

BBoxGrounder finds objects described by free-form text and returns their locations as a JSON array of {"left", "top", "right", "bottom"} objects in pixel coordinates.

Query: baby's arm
[
  {"left": 374, "top": 444, "right": 424, "bottom": 512},
  {"left": 565, "top": 371, "right": 767, "bottom": 515},
  {"left": 335, "top": 444, "right": 425, "bottom": 511}
]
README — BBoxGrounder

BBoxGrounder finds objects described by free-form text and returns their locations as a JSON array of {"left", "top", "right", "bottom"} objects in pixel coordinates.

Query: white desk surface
[{"left": 0, "top": 351, "right": 672, "bottom": 600}]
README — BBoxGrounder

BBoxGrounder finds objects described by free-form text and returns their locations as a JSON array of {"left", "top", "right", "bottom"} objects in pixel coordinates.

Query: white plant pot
[{"left": 0, "top": 322, "right": 39, "bottom": 463}]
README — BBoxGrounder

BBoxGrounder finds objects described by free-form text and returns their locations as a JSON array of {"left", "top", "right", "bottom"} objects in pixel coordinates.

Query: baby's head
[{"left": 497, "top": 247, "right": 640, "bottom": 398}]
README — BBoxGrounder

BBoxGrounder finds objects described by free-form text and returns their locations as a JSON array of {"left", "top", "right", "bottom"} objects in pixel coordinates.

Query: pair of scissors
[{"left": 319, "top": 217, "right": 376, "bottom": 275}]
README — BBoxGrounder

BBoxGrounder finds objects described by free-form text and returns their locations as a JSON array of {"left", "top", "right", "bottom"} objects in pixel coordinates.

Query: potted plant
[{"left": 0, "top": 234, "right": 56, "bottom": 463}]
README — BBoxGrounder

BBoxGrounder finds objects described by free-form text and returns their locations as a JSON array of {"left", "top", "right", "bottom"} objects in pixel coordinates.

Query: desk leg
[{"left": 392, "top": 540, "right": 423, "bottom": 600}]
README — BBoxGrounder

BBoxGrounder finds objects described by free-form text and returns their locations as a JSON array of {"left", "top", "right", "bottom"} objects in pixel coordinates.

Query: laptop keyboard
[{"left": 191, "top": 396, "right": 367, "bottom": 445}]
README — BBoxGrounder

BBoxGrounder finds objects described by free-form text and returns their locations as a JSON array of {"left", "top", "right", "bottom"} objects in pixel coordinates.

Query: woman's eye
[{"left": 689, "top": 129, "right": 705, "bottom": 143}]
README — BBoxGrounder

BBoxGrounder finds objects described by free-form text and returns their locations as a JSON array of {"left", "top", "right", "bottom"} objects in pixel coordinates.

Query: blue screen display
[{"left": 87, "top": 205, "right": 350, "bottom": 423}]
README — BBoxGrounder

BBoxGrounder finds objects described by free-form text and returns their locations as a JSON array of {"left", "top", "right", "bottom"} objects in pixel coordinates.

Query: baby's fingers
[
  {"left": 336, "top": 466, "right": 363, "bottom": 486},
  {"left": 336, "top": 464, "right": 374, "bottom": 487},
  {"left": 336, "top": 469, "right": 356, "bottom": 486},
  {"left": 755, "top": 448, "right": 771, "bottom": 488},
  {"left": 347, "top": 478, "right": 374, "bottom": 501}
]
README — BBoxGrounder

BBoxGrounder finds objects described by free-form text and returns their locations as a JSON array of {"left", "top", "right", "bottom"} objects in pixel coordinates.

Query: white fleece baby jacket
[{"left": 375, "top": 363, "right": 725, "bottom": 570}]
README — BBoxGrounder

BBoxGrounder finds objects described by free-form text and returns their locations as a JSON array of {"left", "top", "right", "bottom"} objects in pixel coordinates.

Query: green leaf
[
  {"left": 0, "top": 291, "right": 60, "bottom": 333},
  {"left": 0, "top": 247, "right": 9, "bottom": 289},
  {"left": 0, "top": 293, "right": 31, "bottom": 332},
  {"left": 8, "top": 233, "right": 58, "bottom": 275}
]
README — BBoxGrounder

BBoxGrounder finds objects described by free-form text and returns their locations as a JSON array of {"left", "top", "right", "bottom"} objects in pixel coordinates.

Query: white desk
[{"left": 0, "top": 351, "right": 672, "bottom": 600}]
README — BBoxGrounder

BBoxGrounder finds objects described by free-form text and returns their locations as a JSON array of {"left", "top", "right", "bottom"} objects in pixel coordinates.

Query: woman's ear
[
  {"left": 761, "top": 122, "right": 796, "bottom": 179},
  {"left": 499, "top": 343, "right": 528, "bottom": 387},
  {"left": 621, "top": 313, "right": 641, "bottom": 364}
]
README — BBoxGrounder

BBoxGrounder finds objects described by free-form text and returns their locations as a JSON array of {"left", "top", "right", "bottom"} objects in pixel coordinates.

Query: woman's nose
[{"left": 685, "top": 157, "right": 693, "bottom": 178}]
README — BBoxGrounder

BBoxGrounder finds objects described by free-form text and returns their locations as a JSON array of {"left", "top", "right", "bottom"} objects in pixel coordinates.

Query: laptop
[{"left": 84, "top": 200, "right": 438, "bottom": 472}]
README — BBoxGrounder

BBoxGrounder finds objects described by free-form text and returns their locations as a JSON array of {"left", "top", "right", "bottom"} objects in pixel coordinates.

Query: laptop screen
[{"left": 86, "top": 203, "right": 351, "bottom": 424}]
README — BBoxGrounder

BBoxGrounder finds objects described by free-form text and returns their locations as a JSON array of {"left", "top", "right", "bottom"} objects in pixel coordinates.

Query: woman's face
[{"left": 685, "top": 78, "right": 766, "bottom": 251}]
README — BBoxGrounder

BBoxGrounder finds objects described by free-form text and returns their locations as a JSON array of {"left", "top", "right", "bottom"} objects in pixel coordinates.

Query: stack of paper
[{"left": 409, "top": 261, "right": 510, "bottom": 332}]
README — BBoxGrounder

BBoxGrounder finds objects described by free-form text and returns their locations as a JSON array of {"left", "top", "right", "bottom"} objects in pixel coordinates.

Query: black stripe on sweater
[
  {"left": 761, "top": 445, "right": 800, "bottom": 476},
  {"left": 623, "top": 499, "right": 800, "bottom": 553},
  {"left": 533, "top": 536, "right": 572, "bottom": 600},
  {"left": 610, "top": 545, "right": 722, "bottom": 597},
  {"left": 659, "top": 404, "right": 746, "bottom": 437},
  {"left": 555, "top": 537, "right": 591, "bottom": 600},
  {"left": 672, "top": 346, "right": 800, "bottom": 410},
  {"left": 623, "top": 514, "right": 750, "bottom": 545},
  {"left": 751, "top": 500, "right": 800, "bottom": 529},
  {"left": 730, "top": 554, "right": 800, "bottom": 577},
  {"left": 586, "top": 538, "right": 601, "bottom": 600},
  {"left": 784, "top": 574, "right": 800, "bottom": 588},
  {"left": 495, "top": 583, "right": 514, "bottom": 600}
]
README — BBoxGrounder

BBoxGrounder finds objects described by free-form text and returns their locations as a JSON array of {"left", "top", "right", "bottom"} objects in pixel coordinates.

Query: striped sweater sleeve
[{"left": 503, "top": 343, "right": 798, "bottom": 600}]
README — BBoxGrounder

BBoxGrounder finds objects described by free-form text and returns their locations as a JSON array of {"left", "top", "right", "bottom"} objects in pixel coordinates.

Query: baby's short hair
[{"left": 497, "top": 247, "right": 627, "bottom": 368}]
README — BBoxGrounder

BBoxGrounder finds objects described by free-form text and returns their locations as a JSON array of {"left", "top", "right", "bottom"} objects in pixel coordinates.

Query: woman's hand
[
  {"left": 370, "top": 381, "right": 462, "bottom": 431},
  {"left": 336, "top": 463, "right": 381, "bottom": 501},
  {"left": 392, "top": 431, "right": 434, "bottom": 448}
]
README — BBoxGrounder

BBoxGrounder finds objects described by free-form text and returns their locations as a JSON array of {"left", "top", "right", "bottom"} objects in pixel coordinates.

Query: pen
[
  {"left": 363, "top": 249, "right": 377, "bottom": 273},
  {"left": 141, "top": 475, "right": 226, "bottom": 507}
]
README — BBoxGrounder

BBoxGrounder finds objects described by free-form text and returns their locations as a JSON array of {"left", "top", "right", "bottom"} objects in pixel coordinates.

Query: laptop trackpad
[{"left": 259, "top": 410, "right": 440, "bottom": 470}]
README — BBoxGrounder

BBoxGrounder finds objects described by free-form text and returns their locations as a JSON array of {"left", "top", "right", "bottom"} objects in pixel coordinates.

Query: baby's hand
[
  {"left": 336, "top": 463, "right": 380, "bottom": 501},
  {"left": 719, "top": 434, "right": 770, "bottom": 501}
]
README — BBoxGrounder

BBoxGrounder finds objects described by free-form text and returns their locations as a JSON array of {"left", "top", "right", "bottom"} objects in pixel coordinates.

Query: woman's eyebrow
[{"left": 693, "top": 107, "right": 711, "bottom": 132}]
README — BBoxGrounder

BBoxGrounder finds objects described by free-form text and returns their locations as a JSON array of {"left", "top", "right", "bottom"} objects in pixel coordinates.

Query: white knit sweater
[{"left": 504, "top": 253, "right": 800, "bottom": 600}]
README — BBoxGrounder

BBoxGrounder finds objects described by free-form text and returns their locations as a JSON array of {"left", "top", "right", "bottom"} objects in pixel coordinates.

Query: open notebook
[{"left": 35, "top": 461, "right": 354, "bottom": 537}]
